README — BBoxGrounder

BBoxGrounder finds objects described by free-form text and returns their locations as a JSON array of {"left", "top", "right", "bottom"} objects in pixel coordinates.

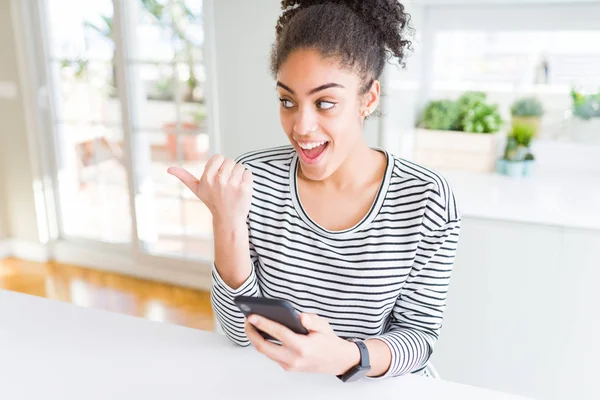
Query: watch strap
[
  {"left": 337, "top": 339, "right": 371, "bottom": 382},
  {"left": 354, "top": 340, "right": 370, "bottom": 367}
]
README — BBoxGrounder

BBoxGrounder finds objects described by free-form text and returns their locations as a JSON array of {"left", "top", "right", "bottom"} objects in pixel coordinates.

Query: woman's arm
[
  {"left": 363, "top": 339, "right": 392, "bottom": 377},
  {"left": 210, "top": 156, "right": 264, "bottom": 347},
  {"left": 213, "top": 219, "right": 253, "bottom": 289},
  {"left": 169, "top": 155, "right": 260, "bottom": 346},
  {"left": 368, "top": 218, "right": 461, "bottom": 377},
  {"left": 211, "top": 218, "right": 263, "bottom": 347}
]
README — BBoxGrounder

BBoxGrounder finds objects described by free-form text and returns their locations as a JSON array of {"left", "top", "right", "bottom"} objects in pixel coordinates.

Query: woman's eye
[
  {"left": 317, "top": 101, "right": 336, "bottom": 110},
  {"left": 279, "top": 98, "right": 294, "bottom": 108}
]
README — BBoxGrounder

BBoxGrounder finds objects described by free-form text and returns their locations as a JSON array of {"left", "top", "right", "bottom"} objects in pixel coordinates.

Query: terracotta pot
[{"left": 163, "top": 122, "right": 203, "bottom": 162}]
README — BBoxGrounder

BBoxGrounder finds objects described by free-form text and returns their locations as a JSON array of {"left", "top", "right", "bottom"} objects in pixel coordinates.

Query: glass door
[
  {"left": 116, "top": 0, "right": 214, "bottom": 261},
  {"left": 34, "top": 0, "right": 216, "bottom": 263},
  {"left": 44, "top": 0, "right": 131, "bottom": 244}
]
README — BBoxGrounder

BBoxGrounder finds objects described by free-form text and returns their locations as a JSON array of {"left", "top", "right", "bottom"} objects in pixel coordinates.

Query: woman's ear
[{"left": 361, "top": 79, "right": 380, "bottom": 117}]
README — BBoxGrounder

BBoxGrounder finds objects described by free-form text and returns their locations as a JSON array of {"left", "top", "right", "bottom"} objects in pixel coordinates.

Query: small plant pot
[
  {"left": 496, "top": 159, "right": 507, "bottom": 175},
  {"left": 504, "top": 161, "right": 525, "bottom": 178},
  {"left": 523, "top": 160, "right": 536, "bottom": 177},
  {"left": 516, "top": 146, "right": 529, "bottom": 161}
]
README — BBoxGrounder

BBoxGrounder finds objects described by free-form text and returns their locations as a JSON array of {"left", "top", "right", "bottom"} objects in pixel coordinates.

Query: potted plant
[
  {"left": 165, "top": 107, "right": 207, "bottom": 162},
  {"left": 523, "top": 152, "right": 535, "bottom": 177},
  {"left": 457, "top": 91, "right": 503, "bottom": 134},
  {"left": 420, "top": 100, "right": 461, "bottom": 131},
  {"left": 570, "top": 87, "right": 600, "bottom": 145},
  {"left": 415, "top": 91, "right": 504, "bottom": 172},
  {"left": 510, "top": 97, "right": 544, "bottom": 138},
  {"left": 497, "top": 121, "right": 536, "bottom": 178}
]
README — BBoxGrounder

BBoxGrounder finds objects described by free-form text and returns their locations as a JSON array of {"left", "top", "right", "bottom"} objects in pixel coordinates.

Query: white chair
[{"left": 423, "top": 363, "right": 440, "bottom": 379}]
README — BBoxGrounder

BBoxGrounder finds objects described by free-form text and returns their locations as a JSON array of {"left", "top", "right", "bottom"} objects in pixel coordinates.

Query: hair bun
[{"left": 279, "top": 0, "right": 412, "bottom": 65}]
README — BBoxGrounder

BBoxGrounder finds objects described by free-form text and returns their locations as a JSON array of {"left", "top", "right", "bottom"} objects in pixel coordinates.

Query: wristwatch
[{"left": 337, "top": 339, "right": 371, "bottom": 382}]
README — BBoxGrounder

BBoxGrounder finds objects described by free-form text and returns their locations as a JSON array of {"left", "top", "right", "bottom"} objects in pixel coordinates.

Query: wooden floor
[{"left": 0, "top": 258, "right": 215, "bottom": 331}]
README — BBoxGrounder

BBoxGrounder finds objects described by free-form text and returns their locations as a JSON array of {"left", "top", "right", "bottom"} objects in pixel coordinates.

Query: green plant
[
  {"left": 510, "top": 97, "right": 544, "bottom": 117},
  {"left": 524, "top": 153, "right": 535, "bottom": 161},
  {"left": 511, "top": 122, "right": 535, "bottom": 147},
  {"left": 190, "top": 107, "right": 207, "bottom": 125},
  {"left": 571, "top": 87, "right": 600, "bottom": 120},
  {"left": 60, "top": 56, "right": 89, "bottom": 80},
  {"left": 420, "top": 100, "right": 461, "bottom": 130},
  {"left": 503, "top": 122, "right": 535, "bottom": 162},
  {"left": 457, "top": 91, "right": 487, "bottom": 110},
  {"left": 503, "top": 136, "right": 519, "bottom": 161},
  {"left": 457, "top": 91, "right": 503, "bottom": 134},
  {"left": 147, "top": 71, "right": 176, "bottom": 101}
]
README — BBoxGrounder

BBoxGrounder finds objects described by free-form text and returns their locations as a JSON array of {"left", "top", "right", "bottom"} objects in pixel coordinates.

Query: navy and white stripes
[{"left": 211, "top": 145, "right": 460, "bottom": 378}]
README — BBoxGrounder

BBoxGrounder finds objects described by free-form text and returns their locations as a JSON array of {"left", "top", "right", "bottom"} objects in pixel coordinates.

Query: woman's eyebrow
[
  {"left": 276, "top": 81, "right": 345, "bottom": 96},
  {"left": 277, "top": 81, "right": 295, "bottom": 94},
  {"left": 308, "top": 83, "right": 344, "bottom": 95}
]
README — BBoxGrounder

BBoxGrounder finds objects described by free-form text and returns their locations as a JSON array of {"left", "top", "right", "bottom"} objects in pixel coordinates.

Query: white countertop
[
  {"left": 441, "top": 169, "right": 600, "bottom": 231},
  {"left": 0, "top": 290, "right": 532, "bottom": 400}
]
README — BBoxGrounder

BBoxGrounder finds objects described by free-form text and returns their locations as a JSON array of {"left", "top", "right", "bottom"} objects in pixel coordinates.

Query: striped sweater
[{"left": 211, "top": 145, "right": 461, "bottom": 378}]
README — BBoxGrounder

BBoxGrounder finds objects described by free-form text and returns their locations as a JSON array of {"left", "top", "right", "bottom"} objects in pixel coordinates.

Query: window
[
  {"left": 40, "top": 0, "right": 216, "bottom": 261},
  {"left": 46, "top": 0, "right": 130, "bottom": 243}
]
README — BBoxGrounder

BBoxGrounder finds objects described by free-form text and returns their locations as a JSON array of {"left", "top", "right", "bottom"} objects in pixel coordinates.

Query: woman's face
[{"left": 276, "top": 48, "right": 378, "bottom": 181}]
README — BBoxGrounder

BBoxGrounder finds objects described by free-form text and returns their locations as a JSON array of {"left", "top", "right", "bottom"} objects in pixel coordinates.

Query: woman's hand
[
  {"left": 168, "top": 155, "right": 254, "bottom": 289},
  {"left": 244, "top": 313, "right": 360, "bottom": 376},
  {"left": 167, "top": 154, "right": 253, "bottom": 227}
]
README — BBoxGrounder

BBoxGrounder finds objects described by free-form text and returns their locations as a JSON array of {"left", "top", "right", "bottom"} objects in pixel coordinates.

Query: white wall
[
  {"left": 425, "top": 2, "right": 600, "bottom": 30},
  {"left": 0, "top": 172, "right": 7, "bottom": 241},
  {"left": 378, "top": 2, "right": 427, "bottom": 159},
  {"left": 212, "top": 0, "right": 285, "bottom": 159},
  {"left": 432, "top": 217, "right": 600, "bottom": 400},
  {"left": 413, "top": 0, "right": 600, "bottom": 5},
  {"left": 0, "top": 0, "right": 40, "bottom": 243},
  {"left": 0, "top": 104, "right": 7, "bottom": 241}
]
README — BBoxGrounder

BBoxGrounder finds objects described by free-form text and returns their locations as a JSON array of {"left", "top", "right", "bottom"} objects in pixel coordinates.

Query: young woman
[{"left": 169, "top": 0, "right": 460, "bottom": 381}]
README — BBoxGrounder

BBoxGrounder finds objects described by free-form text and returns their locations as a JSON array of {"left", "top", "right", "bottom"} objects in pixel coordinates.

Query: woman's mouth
[{"left": 296, "top": 140, "right": 329, "bottom": 165}]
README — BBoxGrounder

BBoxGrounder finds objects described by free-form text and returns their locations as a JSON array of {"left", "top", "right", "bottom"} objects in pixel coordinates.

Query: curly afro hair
[{"left": 271, "top": 0, "right": 413, "bottom": 94}]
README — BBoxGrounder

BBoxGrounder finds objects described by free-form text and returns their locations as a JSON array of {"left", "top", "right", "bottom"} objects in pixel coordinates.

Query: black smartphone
[{"left": 234, "top": 296, "right": 309, "bottom": 341}]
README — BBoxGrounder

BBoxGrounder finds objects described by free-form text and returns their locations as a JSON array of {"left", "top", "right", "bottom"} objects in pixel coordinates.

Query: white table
[{"left": 0, "top": 290, "right": 532, "bottom": 400}]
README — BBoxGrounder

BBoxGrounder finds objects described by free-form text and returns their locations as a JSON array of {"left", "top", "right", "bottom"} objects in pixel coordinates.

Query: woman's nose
[{"left": 293, "top": 109, "right": 318, "bottom": 135}]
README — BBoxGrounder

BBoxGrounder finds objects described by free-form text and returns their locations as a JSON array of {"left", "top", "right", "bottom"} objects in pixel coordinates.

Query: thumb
[
  {"left": 167, "top": 167, "right": 200, "bottom": 195},
  {"left": 300, "top": 313, "right": 329, "bottom": 333},
  {"left": 242, "top": 169, "right": 253, "bottom": 183},
  {"left": 242, "top": 170, "right": 253, "bottom": 191}
]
